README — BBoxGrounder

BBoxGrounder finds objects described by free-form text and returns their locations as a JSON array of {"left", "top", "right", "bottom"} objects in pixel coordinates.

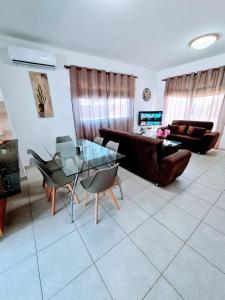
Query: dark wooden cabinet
[{"left": 0, "top": 139, "right": 21, "bottom": 236}]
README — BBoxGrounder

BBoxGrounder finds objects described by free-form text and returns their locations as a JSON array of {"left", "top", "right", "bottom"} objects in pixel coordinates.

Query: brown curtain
[
  {"left": 163, "top": 66, "right": 225, "bottom": 148},
  {"left": 69, "top": 66, "right": 135, "bottom": 140}
]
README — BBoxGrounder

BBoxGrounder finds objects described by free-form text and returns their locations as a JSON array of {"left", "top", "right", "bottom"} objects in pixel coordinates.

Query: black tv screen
[{"left": 138, "top": 111, "right": 163, "bottom": 126}]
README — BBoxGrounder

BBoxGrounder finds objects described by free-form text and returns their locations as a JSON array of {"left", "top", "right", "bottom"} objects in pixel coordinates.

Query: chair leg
[
  {"left": 95, "top": 193, "right": 99, "bottom": 224},
  {"left": 116, "top": 175, "right": 123, "bottom": 200},
  {"left": 107, "top": 188, "right": 120, "bottom": 210},
  {"left": 47, "top": 187, "right": 52, "bottom": 201},
  {"left": 51, "top": 188, "right": 56, "bottom": 215},
  {"left": 84, "top": 192, "right": 89, "bottom": 207},
  {"left": 66, "top": 184, "right": 80, "bottom": 204}
]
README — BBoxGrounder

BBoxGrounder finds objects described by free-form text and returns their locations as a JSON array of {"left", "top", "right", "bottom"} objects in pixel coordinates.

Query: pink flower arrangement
[{"left": 156, "top": 128, "right": 170, "bottom": 139}]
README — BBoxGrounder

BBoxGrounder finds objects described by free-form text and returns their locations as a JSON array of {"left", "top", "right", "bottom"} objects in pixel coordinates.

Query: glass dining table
[{"left": 44, "top": 139, "right": 125, "bottom": 222}]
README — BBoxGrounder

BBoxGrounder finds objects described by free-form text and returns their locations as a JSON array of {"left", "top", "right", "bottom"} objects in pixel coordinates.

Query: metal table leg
[{"left": 70, "top": 173, "right": 79, "bottom": 223}]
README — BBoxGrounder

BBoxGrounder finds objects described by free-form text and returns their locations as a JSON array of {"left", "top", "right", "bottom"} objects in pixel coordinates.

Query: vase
[{"left": 38, "top": 104, "right": 45, "bottom": 118}]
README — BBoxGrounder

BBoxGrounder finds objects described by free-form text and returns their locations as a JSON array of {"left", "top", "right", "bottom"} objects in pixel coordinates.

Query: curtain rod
[
  {"left": 64, "top": 65, "right": 138, "bottom": 78},
  {"left": 162, "top": 65, "right": 225, "bottom": 82}
]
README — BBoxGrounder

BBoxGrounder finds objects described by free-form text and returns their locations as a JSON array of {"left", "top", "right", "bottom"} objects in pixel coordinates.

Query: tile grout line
[
  {"left": 61, "top": 197, "right": 114, "bottom": 300},
  {"left": 132, "top": 153, "right": 225, "bottom": 299},
  {"left": 77, "top": 155, "right": 225, "bottom": 298},
  {"left": 4, "top": 154, "right": 224, "bottom": 299},
  {"left": 101, "top": 201, "right": 186, "bottom": 300},
  {"left": 145, "top": 155, "right": 225, "bottom": 298},
  {"left": 47, "top": 264, "right": 95, "bottom": 300},
  {"left": 26, "top": 172, "right": 44, "bottom": 300}
]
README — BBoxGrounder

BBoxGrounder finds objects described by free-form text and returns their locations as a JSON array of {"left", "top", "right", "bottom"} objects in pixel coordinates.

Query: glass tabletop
[
  {"left": 163, "top": 139, "right": 182, "bottom": 147},
  {"left": 44, "top": 139, "right": 125, "bottom": 176}
]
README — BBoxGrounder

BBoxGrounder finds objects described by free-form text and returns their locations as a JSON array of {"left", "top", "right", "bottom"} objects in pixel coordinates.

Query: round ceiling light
[{"left": 189, "top": 33, "right": 219, "bottom": 50}]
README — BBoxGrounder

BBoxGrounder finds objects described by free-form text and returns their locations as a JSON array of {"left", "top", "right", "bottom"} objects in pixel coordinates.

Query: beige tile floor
[{"left": 1, "top": 150, "right": 225, "bottom": 299}]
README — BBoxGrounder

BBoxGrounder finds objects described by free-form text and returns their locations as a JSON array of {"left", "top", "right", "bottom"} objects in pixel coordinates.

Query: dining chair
[
  {"left": 105, "top": 141, "right": 123, "bottom": 200},
  {"left": 93, "top": 136, "right": 104, "bottom": 146},
  {"left": 90, "top": 140, "right": 123, "bottom": 199},
  {"left": 80, "top": 164, "right": 120, "bottom": 224},
  {"left": 105, "top": 141, "right": 119, "bottom": 152},
  {"left": 56, "top": 135, "right": 72, "bottom": 143},
  {"left": 29, "top": 157, "right": 80, "bottom": 215},
  {"left": 55, "top": 135, "right": 78, "bottom": 169},
  {"left": 27, "top": 149, "right": 62, "bottom": 186}
]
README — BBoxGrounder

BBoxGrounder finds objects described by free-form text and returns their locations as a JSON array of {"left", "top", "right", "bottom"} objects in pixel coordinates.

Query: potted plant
[{"left": 36, "top": 84, "right": 46, "bottom": 117}]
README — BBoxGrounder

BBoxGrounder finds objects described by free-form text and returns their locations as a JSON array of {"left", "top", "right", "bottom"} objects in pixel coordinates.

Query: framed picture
[{"left": 29, "top": 72, "right": 54, "bottom": 118}]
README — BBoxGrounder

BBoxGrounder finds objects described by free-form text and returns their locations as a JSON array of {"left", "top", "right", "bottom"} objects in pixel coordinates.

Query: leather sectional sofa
[
  {"left": 99, "top": 128, "right": 191, "bottom": 187},
  {"left": 164, "top": 120, "right": 220, "bottom": 154}
]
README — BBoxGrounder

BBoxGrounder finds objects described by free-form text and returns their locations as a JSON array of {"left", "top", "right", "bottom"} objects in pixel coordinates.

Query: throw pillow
[
  {"left": 191, "top": 127, "right": 207, "bottom": 138},
  {"left": 177, "top": 125, "right": 186, "bottom": 134},
  {"left": 187, "top": 126, "right": 194, "bottom": 136},
  {"left": 168, "top": 124, "right": 179, "bottom": 134}
]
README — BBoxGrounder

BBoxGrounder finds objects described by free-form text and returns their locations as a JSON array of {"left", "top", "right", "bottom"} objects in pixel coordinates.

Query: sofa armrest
[
  {"left": 200, "top": 132, "right": 220, "bottom": 153},
  {"left": 157, "top": 150, "right": 191, "bottom": 186}
]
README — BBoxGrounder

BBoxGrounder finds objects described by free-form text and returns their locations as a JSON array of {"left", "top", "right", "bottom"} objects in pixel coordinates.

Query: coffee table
[
  {"left": 140, "top": 132, "right": 182, "bottom": 155},
  {"left": 162, "top": 139, "right": 182, "bottom": 156}
]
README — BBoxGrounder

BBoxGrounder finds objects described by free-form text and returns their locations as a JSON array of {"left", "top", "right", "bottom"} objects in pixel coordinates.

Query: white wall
[
  {"left": 0, "top": 35, "right": 156, "bottom": 165},
  {"left": 155, "top": 52, "right": 225, "bottom": 148},
  {"left": 0, "top": 87, "right": 4, "bottom": 101}
]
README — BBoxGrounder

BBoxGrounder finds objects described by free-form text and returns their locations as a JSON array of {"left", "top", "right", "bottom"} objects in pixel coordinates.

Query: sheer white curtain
[{"left": 163, "top": 67, "right": 225, "bottom": 146}]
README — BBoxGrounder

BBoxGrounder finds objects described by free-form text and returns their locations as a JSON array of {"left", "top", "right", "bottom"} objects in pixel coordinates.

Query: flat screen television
[{"left": 138, "top": 111, "right": 163, "bottom": 126}]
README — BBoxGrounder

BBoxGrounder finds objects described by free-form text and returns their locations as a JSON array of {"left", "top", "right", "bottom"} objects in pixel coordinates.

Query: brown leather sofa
[
  {"left": 164, "top": 120, "right": 220, "bottom": 154},
  {"left": 99, "top": 128, "right": 191, "bottom": 187}
]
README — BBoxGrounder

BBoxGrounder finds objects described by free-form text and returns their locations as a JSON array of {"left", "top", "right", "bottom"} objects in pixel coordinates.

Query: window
[
  {"left": 79, "top": 97, "right": 130, "bottom": 121},
  {"left": 165, "top": 93, "right": 224, "bottom": 130}
]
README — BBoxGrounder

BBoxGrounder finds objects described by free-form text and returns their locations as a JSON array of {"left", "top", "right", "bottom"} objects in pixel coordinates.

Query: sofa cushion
[
  {"left": 168, "top": 124, "right": 179, "bottom": 134},
  {"left": 187, "top": 126, "right": 194, "bottom": 136},
  {"left": 177, "top": 125, "right": 186, "bottom": 134},
  {"left": 190, "top": 127, "right": 207, "bottom": 138},
  {"left": 172, "top": 120, "right": 213, "bottom": 131}
]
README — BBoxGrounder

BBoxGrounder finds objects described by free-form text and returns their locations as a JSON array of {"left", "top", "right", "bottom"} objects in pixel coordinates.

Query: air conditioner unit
[{"left": 7, "top": 45, "right": 56, "bottom": 69}]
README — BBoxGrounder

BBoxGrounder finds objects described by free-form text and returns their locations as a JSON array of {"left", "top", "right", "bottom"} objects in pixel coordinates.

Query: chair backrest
[
  {"left": 106, "top": 141, "right": 119, "bottom": 153},
  {"left": 94, "top": 136, "right": 104, "bottom": 146},
  {"left": 29, "top": 157, "right": 55, "bottom": 187},
  {"left": 86, "top": 163, "right": 119, "bottom": 193},
  {"left": 56, "top": 135, "right": 72, "bottom": 144},
  {"left": 27, "top": 149, "right": 46, "bottom": 164}
]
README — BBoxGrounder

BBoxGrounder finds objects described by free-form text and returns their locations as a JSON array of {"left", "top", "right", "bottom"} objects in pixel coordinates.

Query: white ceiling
[{"left": 0, "top": 0, "right": 225, "bottom": 70}]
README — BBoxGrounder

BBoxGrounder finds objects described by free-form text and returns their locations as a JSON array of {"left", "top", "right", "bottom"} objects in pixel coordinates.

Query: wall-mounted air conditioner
[{"left": 7, "top": 45, "right": 56, "bottom": 69}]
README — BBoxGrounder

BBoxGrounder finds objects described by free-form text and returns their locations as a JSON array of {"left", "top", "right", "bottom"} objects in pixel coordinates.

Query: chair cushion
[
  {"left": 46, "top": 160, "right": 62, "bottom": 172},
  {"left": 80, "top": 176, "right": 94, "bottom": 190},
  {"left": 50, "top": 170, "right": 75, "bottom": 187}
]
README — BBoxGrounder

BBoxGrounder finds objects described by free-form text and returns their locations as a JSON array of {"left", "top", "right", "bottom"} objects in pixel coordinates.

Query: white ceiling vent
[{"left": 7, "top": 45, "right": 56, "bottom": 69}]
